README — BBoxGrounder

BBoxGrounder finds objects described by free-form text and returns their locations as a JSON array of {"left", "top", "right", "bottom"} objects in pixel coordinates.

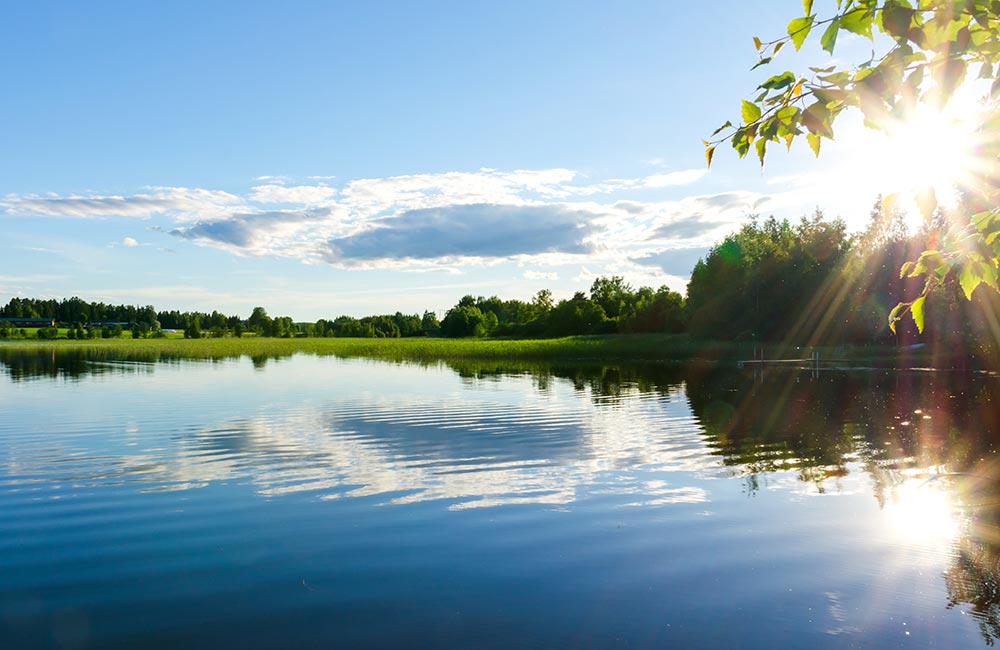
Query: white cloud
[
  {"left": 1, "top": 187, "right": 244, "bottom": 222},
  {"left": 1, "top": 168, "right": 785, "bottom": 275},
  {"left": 573, "top": 266, "right": 599, "bottom": 285},
  {"left": 524, "top": 270, "right": 559, "bottom": 281},
  {"left": 250, "top": 184, "right": 338, "bottom": 204}
]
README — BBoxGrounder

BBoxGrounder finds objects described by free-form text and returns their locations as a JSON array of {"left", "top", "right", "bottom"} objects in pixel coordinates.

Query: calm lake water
[{"left": 2, "top": 348, "right": 1000, "bottom": 648}]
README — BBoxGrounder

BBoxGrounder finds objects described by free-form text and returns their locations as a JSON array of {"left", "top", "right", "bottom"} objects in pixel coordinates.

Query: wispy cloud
[
  {"left": 2, "top": 187, "right": 243, "bottom": 221},
  {"left": 250, "top": 184, "right": 338, "bottom": 204},
  {"left": 0, "top": 168, "right": 780, "bottom": 276}
]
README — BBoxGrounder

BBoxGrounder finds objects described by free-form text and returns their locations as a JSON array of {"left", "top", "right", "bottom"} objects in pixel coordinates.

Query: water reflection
[
  {"left": 6, "top": 348, "right": 1000, "bottom": 643},
  {"left": 686, "top": 368, "right": 1000, "bottom": 494},
  {"left": 686, "top": 366, "right": 1000, "bottom": 644},
  {"left": 2, "top": 373, "right": 715, "bottom": 508},
  {"left": 0, "top": 346, "right": 161, "bottom": 381},
  {"left": 936, "top": 471, "right": 1000, "bottom": 643}
]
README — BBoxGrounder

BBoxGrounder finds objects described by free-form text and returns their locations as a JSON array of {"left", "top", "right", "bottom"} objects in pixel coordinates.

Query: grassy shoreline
[
  {"left": 0, "top": 334, "right": 956, "bottom": 368},
  {"left": 0, "top": 334, "right": 728, "bottom": 363}
]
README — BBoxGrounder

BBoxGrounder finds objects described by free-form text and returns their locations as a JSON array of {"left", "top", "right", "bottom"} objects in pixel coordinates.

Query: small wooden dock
[{"left": 737, "top": 349, "right": 822, "bottom": 372}]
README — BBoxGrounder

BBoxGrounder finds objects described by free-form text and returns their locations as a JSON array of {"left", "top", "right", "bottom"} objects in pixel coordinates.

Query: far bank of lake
[{"left": 0, "top": 334, "right": 963, "bottom": 370}]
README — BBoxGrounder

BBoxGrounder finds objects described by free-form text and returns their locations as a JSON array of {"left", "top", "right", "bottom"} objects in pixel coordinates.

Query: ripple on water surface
[{"left": 0, "top": 355, "right": 997, "bottom": 648}]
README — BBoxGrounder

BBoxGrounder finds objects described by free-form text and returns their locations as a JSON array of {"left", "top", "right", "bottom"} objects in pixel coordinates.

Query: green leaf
[
  {"left": 732, "top": 129, "right": 751, "bottom": 157},
  {"left": 803, "top": 0, "right": 813, "bottom": 16},
  {"left": 787, "top": 16, "right": 815, "bottom": 51},
  {"left": 741, "top": 100, "right": 762, "bottom": 124},
  {"left": 776, "top": 105, "right": 800, "bottom": 123},
  {"left": 960, "top": 263, "right": 983, "bottom": 300},
  {"left": 812, "top": 87, "right": 845, "bottom": 105},
  {"left": 934, "top": 58, "right": 968, "bottom": 104},
  {"left": 972, "top": 210, "right": 998, "bottom": 231},
  {"left": 840, "top": 8, "right": 874, "bottom": 39},
  {"left": 910, "top": 296, "right": 926, "bottom": 333},
  {"left": 756, "top": 138, "right": 767, "bottom": 167},
  {"left": 911, "top": 250, "right": 945, "bottom": 277},
  {"left": 806, "top": 132, "right": 821, "bottom": 157},
  {"left": 982, "top": 262, "right": 999, "bottom": 292},
  {"left": 802, "top": 102, "right": 834, "bottom": 138},
  {"left": 915, "top": 187, "right": 938, "bottom": 223},
  {"left": 821, "top": 18, "right": 840, "bottom": 54},
  {"left": 705, "top": 145, "right": 716, "bottom": 168},
  {"left": 710, "top": 120, "right": 733, "bottom": 137},
  {"left": 881, "top": 2, "right": 915, "bottom": 41},
  {"left": 760, "top": 71, "right": 796, "bottom": 90},
  {"left": 888, "top": 302, "right": 904, "bottom": 334},
  {"left": 753, "top": 36, "right": 763, "bottom": 51},
  {"left": 899, "top": 261, "right": 914, "bottom": 279}
]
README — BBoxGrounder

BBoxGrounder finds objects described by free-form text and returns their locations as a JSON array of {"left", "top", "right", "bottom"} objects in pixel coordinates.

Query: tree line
[
  {"left": 4, "top": 198, "right": 997, "bottom": 363},
  {"left": 0, "top": 278, "right": 686, "bottom": 341}
]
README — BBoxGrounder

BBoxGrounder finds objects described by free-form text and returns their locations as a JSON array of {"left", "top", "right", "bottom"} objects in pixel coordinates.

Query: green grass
[
  {"left": 0, "top": 334, "right": 734, "bottom": 363},
  {"left": 0, "top": 334, "right": 954, "bottom": 369}
]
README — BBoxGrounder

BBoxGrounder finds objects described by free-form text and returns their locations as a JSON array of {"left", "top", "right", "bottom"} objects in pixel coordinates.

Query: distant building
[
  {"left": 0, "top": 317, "right": 56, "bottom": 328},
  {"left": 86, "top": 321, "right": 133, "bottom": 329}
]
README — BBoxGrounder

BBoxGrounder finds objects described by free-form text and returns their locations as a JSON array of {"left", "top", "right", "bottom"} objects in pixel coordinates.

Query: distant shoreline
[{"left": 0, "top": 334, "right": 962, "bottom": 369}]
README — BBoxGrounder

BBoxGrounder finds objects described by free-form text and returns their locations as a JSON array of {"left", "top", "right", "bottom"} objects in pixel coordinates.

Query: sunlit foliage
[{"left": 709, "top": 0, "right": 1000, "bottom": 332}]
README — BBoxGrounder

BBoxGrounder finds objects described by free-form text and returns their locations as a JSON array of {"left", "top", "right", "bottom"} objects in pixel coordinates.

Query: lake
[{"left": 2, "top": 348, "right": 999, "bottom": 648}]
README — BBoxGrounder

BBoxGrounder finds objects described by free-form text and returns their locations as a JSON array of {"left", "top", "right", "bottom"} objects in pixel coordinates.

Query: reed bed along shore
[
  {"left": 1, "top": 335, "right": 951, "bottom": 369},
  {"left": 0, "top": 334, "right": 734, "bottom": 363}
]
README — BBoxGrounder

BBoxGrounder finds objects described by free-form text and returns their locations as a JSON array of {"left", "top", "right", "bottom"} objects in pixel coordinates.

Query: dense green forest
[{"left": 3, "top": 200, "right": 998, "bottom": 363}]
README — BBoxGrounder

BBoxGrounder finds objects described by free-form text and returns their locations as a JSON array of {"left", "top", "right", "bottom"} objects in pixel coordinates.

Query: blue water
[{"left": 1, "top": 351, "right": 998, "bottom": 648}]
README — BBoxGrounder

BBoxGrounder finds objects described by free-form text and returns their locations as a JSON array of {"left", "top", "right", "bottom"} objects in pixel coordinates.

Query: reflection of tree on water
[
  {"left": 940, "top": 471, "right": 1000, "bottom": 646},
  {"left": 11, "top": 347, "right": 1000, "bottom": 641},
  {"left": 0, "top": 346, "right": 300, "bottom": 380},
  {"left": 686, "top": 366, "right": 1000, "bottom": 645},
  {"left": 684, "top": 368, "right": 1000, "bottom": 495},
  {"left": 0, "top": 347, "right": 160, "bottom": 381},
  {"left": 444, "top": 359, "right": 686, "bottom": 406}
]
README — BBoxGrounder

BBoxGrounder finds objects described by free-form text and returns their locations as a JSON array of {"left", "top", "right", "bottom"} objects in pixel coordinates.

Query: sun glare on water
[{"left": 884, "top": 478, "right": 959, "bottom": 547}]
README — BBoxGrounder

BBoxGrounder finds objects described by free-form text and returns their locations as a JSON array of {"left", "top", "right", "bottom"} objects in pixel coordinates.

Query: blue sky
[{"left": 1, "top": 1, "right": 900, "bottom": 319}]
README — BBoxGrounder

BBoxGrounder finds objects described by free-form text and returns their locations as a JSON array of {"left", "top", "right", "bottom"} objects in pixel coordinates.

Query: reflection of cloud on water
[
  {"left": 180, "top": 385, "right": 717, "bottom": 508},
  {"left": 1, "top": 380, "right": 721, "bottom": 509}
]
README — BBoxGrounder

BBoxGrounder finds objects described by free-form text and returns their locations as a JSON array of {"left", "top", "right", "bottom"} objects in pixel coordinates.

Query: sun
[
  {"left": 862, "top": 90, "right": 983, "bottom": 230},
  {"left": 842, "top": 85, "right": 985, "bottom": 232},
  {"left": 883, "top": 107, "right": 976, "bottom": 197}
]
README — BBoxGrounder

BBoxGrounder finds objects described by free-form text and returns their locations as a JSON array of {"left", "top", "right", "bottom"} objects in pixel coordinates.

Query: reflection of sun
[{"left": 884, "top": 478, "right": 959, "bottom": 545}]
